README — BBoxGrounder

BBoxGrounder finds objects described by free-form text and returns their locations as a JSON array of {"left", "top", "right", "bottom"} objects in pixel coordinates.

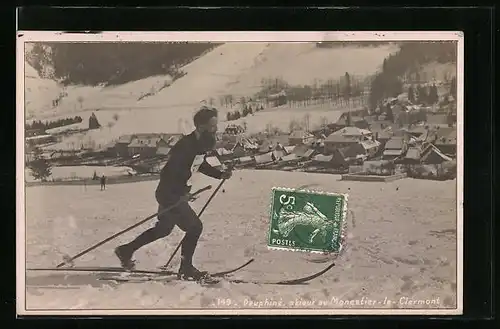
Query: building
[
  {"left": 115, "top": 134, "right": 136, "bottom": 157},
  {"left": 291, "top": 144, "right": 316, "bottom": 160},
  {"left": 433, "top": 128, "right": 457, "bottom": 156},
  {"left": 421, "top": 144, "right": 454, "bottom": 164},
  {"left": 236, "top": 155, "right": 255, "bottom": 167},
  {"left": 358, "top": 140, "right": 381, "bottom": 159},
  {"left": 312, "top": 149, "right": 348, "bottom": 168},
  {"left": 127, "top": 136, "right": 164, "bottom": 157},
  {"left": 323, "top": 134, "right": 359, "bottom": 154},
  {"left": 382, "top": 136, "right": 407, "bottom": 160},
  {"left": 255, "top": 152, "right": 276, "bottom": 165},
  {"left": 330, "top": 126, "right": 373, "bottom": 141},
  {"left": 288, "top": 130, "right": 315, "bottom": 146},
  {"left": 205, "top": 156, "right": 223, "bottom": 170},
  {"left": 334, "top": 114, "right": 370, "bottom": 130}
]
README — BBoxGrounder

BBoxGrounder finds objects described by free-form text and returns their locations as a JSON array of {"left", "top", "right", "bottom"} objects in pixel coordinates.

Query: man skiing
[{"left": 114, "top": 106, "right": 232, "bottom": 280}]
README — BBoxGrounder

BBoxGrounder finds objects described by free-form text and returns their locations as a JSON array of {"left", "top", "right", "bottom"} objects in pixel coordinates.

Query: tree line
[
  {"left": 252, "top": 73, "right": 365, "bottom": 106},
  {"left": 369, "top": 41, "right": 457, "bottom": 108},
  {"left": 26, "top": 116, "right": 83, "bottom": 131},
  {"left": 26, "top": 42, "right": 221, "bottom": 86},
  {"left": 226, "top": 104, "right": 265, "bottom": 121}
]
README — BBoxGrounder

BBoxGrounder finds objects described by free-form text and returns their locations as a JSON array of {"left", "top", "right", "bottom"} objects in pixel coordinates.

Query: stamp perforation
[{"left": 267, "top": 186, "right": 349, "bottom": 256}]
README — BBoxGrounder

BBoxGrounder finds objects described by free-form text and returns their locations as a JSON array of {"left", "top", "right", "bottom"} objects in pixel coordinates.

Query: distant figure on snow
[
  {"left": 114, "top": 106, "right": 233, "bottom": 281},
  {"left": 100, "top": 175, "right": 106, "bottom": 190}
]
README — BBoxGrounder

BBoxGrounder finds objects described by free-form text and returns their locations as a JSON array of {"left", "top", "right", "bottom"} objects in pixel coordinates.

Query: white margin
[{"left": 16, "top": 30, "right": 464, "bottom": 316}]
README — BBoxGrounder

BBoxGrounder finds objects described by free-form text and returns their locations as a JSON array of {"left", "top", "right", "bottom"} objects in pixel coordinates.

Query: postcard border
[{"left": 16, "top": 31, "right": 464, "bottom": 316}]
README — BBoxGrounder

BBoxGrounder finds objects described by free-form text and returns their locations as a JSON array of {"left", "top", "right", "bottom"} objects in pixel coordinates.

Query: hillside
[{"left": 25, "top": 42, "right": 398, "bottom": 150}]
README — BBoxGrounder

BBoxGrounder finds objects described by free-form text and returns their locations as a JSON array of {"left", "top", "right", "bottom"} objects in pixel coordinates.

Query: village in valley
[
  {"left": 25, "top": 82, "right": 457, "bottom": 185},
  {"left": 24, "top": 41, "right": 457, "bottom": 185}
]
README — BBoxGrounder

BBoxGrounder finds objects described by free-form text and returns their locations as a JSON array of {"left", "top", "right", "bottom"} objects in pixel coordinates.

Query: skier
[
  {"left": 114, "top": 106, "right": 232, "bottom": 280},
  {"left": 100, "top": 175, "right": 106, "bottom": 190}
]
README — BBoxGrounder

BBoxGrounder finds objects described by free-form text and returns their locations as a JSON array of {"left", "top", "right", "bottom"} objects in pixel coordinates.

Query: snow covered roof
[
  {"left": 324, "top": 134, "right": 358, "bottom": 144},
  {"left": 332, "top": 126, "right": 372, "bottom": 137},
  {"left": 313, "top": 154, "right": 333, "bottom": 162}
]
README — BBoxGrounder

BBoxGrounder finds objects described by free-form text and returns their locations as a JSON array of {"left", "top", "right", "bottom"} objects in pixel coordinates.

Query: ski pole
[
  {"left": 56, "top": 184, "right": 213, "bottom": 268},
  {"left": 160, "top": 178, "right": 227, "bottom": 270}
]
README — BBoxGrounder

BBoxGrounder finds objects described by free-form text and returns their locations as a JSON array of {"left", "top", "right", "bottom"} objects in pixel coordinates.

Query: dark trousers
[{"left": 124, "top": 201, "right": 203, "bottom": 266}]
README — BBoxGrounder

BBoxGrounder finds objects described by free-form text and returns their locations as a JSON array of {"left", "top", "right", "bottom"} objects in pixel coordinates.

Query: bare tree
[
  {"left": 303, "top": 113, "right": 311, "bottom": 132},
  {"left": 77, "top": 96, "right": 84, "bottom": 109}
]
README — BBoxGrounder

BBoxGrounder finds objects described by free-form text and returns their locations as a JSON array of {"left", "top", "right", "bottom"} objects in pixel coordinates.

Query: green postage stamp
[{"left": 267, "top": 187, "right": 348, "bottom": 254}]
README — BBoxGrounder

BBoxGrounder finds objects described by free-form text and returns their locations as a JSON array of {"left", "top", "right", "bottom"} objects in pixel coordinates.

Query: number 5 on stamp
[{"left": 267, "top": 187, "right": 348, "bottom": 254}]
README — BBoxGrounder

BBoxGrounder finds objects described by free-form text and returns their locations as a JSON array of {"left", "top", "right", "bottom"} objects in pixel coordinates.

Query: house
[
  {"left": 433, "top": 128, "right": 457, "bottom": 155},
  {"left": 230, "top": 142, "right": 247, "bottom": 158},
  {"left": 382, "top": 136, "right": 407, "bottom": 160},
  {"left": 334, "top": 114, "right": 370, "bottom": 130},
  {"left": 421, "top": 144, "right": 454, "bottom": 164},
  {"left": 272, "top": 150, "right": 285, "bottom": 161},
  {"left": 323, "top": 134, "right": 359, "bottom": 154},
  {"left": 312, "top": 149, "right": 348, "bottom": 168},
  {"left": 359, "top": 140, "right": 381, "bottom": 158},
  {"left": 255, "top": 152, "right": 275, "bottom": 165},
  {"left": 215, "top": 147, "right": 234, "bottom": 162},
  {"left": 205, "top": 156, "right": 223, "bottom": 170},
  {"left": 236, "top": 155, "right": 255, "bottom": 166},
  {"left": 127, "top": 137, "right": 162, "bottom": 157},
  {"left": 342, "top": 141, "right": 380, "bottom": 163},
  {"left": 288, "top": 130, "right": 315, "bottom": 146},
  {"left": 291, "top": 144, "right": 316, "bottom": 159},
  {"left": 115, "top": 134, "right": 136, "bottom": 157},
  {"left": 280, "top": 153, "right": 299, "bottom": 164},
  {"left": 312, "top": 154, "right": 334, "bottom": 166},
  {"left": 283, "top": 145, "right": 295, "bottom": 155},
  {"left": 330, "top": 126, "right": 373, "bottom": 141},
  {"left": 396, "top": 144, "right": 426, "bottom": 165}
]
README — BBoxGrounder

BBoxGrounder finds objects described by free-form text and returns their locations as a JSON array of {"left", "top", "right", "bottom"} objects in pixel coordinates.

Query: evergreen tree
[
  {"left": 226, "top": 112, "right": 232, "bottom": 121},
  {"left": 27, "top": 148, "right": 52, "bottom": 182},
  {"left": 344, "top": 72, "right": 352, "bottom": 103},
  {"left": 429, "top": 84, "right": 439, "bottom": 104},
  {"left": 386, "top": 104, "right": 394, "bottom": 123},
  {"left": 417, "top": 85, "right": 428, "bottom": 104},
  {"left": 408, "top": 85, "right": 415, "bottom": 103}
]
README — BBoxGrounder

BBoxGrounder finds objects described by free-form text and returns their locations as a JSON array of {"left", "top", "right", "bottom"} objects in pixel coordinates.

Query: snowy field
[
  {"left": 25, "top": 166, "right": 135, "bottom": 183},
  {"left": 24, "top": 170, "right": 457, "bottom": 312}
]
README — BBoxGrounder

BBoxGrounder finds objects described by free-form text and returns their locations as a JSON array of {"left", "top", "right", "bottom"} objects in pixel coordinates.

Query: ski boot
[
  {"left": 178, "top": 263, "right": 219, "bottom": 284},
  {"left": 114, "top": 245, "right": 136, "bottom": 271}
]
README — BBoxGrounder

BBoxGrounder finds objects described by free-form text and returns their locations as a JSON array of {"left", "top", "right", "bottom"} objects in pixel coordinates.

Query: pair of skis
[{"left": 27, "top": 258, "right": 335, "bottom": 285}]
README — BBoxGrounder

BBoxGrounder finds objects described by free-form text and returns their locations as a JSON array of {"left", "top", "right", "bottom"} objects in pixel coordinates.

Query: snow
[
  {"left": 25, "top": 166, "right": 135, "bottom": 182},
  {"left": 25, "top": 170, "right": 457, "bottom": 310},
  {"left": 26, "top": 43, "right": 398, "bottom": 150}
]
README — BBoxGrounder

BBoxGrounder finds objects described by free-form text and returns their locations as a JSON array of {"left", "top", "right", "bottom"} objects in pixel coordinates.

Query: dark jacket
[{"left": 155, "top": 131, "right": 222, "bottom": 206}]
